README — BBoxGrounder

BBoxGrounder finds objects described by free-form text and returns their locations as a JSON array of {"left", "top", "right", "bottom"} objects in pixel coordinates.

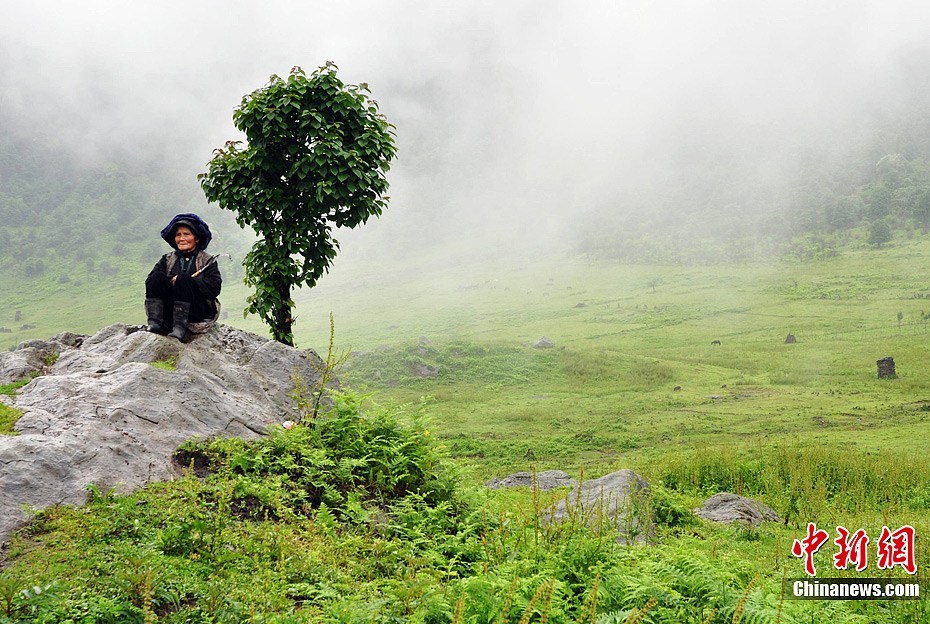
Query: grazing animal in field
[{"left": 711, "top": 339, "right": 721, "bottom": 346}]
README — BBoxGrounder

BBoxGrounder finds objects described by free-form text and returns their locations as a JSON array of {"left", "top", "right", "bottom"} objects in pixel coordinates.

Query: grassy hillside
[
  {"left": 2, "top": 236, "right": 930, "bottom": 622},
  {"left": 292, "top": 237, "right": 930, "bottom": 469}
]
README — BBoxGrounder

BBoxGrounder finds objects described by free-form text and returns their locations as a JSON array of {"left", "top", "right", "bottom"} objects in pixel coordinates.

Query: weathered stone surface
[
  {"left": 0, "top": 349, "right": 46, "bottom": 384},
  {"left": 18, "top": 331, "right": 87, "bottom": 356},
  {"left": 694, "top": 492, "right": 781, "bottom": 526},
  {"left": 1, "top": 332, "right": 89, "bottom": 384},
  {"left": 0, "top": 332, "right": 87, "bottom": 384},
  {"left": 0, "top": 323, "right": 329, "bottom": 545},
  {"left": 486, "top": 470, "right": 576, "bottom": 491},
  {"left": 547, "top": 469, "right": 652, "bottom": 543},
  {"left": 533, "top": 337, "right": 555, "bottom": 349}
]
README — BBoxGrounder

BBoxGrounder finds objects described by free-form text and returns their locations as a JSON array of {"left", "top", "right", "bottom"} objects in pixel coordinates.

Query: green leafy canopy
[{"left": 199, "top": 63, "right": 397, "bottom": 345}]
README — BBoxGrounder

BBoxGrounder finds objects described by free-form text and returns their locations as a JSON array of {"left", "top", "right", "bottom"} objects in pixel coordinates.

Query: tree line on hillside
[
  {"left": 0, "top": 136, "right": 250, "bottom": 283},
  {"left": 575, "top": 150, "right": 930, "bottom": 264}
]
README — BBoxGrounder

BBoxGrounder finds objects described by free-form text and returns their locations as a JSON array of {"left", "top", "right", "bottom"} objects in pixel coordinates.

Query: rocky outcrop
[
  {"left": 694, "top": 492, "right": 780, "bottom": 526},
  {"left": 0, "top": 323, "right": 329, "bottom": 545}
]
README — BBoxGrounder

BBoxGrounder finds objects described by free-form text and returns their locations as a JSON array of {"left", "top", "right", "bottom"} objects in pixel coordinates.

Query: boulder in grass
[
  {"left": 409, "top": 363, "right": 439, "bottom": 378},
  {"left": 546, "top": 469, "right": 653, "bottom": 544},
  {"left": 0, "top": 348, "right": 47, "bottom": 385},
  {"left": 486, "top": 470, "right": 576, "bottom": 491},
  {"left": 694, "top": 492, "right": 780, "bottom": 527},
  {"left": 533, "top": 337, "right": 555, "bottom": 349}
]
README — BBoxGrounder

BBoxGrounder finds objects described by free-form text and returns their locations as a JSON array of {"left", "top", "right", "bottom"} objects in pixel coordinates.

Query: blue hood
[{"left": 160, "top": 213, "right": 213, "bottom": 251}]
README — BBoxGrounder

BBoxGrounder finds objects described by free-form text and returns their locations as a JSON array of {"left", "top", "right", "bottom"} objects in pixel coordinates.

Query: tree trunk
[{"left": 273, "top": 283, "right": 294, "bottom": 346}]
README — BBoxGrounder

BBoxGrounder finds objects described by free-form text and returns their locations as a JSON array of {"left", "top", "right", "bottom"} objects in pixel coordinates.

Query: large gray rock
[
  {"left": 694, "top": 492, "right": 781, "bottom": 526},
  {"left": 486, "top": 470, "right": 576, "bottom": 491},
  {"left": 547, "top": 469, "right": 652, "bottom": 544},
  {"left": 0, "top": 323, "right": 330, "bottom": 545}
]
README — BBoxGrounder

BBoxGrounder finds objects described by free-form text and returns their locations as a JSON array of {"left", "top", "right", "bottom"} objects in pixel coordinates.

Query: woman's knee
[
  {"left": 146, "top": 272, "right": 170, "bottom": 288},
  {"left": 145, "top": 272, "right": 172, "bottom": 298}
]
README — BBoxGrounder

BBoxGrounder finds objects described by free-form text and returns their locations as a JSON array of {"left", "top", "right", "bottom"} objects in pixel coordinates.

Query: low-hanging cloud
[{"left": 3, "top": 0, "right": 930, "bottom": 258}]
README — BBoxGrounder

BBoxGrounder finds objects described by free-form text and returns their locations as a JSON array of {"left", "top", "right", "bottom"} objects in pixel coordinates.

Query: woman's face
[{"left": 174, "top": 226, "right": 198, "bottom": 253}]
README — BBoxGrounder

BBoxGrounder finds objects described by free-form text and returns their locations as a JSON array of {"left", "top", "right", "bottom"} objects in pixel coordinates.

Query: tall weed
[{"left": 657, "top": 445, "right": 930, "bottom": 519}]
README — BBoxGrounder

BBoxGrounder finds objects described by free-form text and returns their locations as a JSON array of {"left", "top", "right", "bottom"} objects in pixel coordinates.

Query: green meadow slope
[
  {"left": 2, "top": 236, "right": 930, "bottom": 622},
  {"left": 291, "top": 237, "right": 930, "bottom": 471}
]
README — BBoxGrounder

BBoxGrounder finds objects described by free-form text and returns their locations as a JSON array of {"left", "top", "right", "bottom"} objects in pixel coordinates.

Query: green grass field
[
  {"left": 3, "top": 237, "right": 930, "bottom": 622},
  {"left": 287, "top": 239, "right": 930, "bottom": 471}
]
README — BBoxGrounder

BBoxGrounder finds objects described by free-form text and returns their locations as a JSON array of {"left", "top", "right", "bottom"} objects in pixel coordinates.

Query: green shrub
[
  {"left": 650, "top": 487, "right": 695, "bottom": 528},
  {"left": 180, "top": 390, "right": 460, "bottom": 519}
]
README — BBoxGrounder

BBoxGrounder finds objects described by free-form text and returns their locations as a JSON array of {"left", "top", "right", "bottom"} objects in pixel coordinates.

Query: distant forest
[
  {"left": 575, "top": 147, "right": 930, "bottom": 264},
  {"left": 0, "top": 132, "right": 247, "bottom": 285},
  {"left": 4, "top": 80, "right": 930, "bottom": 281}
]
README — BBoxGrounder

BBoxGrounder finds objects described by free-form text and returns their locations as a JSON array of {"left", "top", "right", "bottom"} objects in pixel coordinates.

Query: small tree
[
  {"left": 200, "top": 64, "right": 397, "bottom": 345},
  {"left": 867, "top": 218, "right": 892, "bottom": 248}
]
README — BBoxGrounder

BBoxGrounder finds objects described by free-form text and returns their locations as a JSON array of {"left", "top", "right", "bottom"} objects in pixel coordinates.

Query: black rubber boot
[
  {"left": 168, "top": 301, "right": 191, "bottom": 341},
  {"left": 145, "top": 298, "right": 165, "bottom": 333}
]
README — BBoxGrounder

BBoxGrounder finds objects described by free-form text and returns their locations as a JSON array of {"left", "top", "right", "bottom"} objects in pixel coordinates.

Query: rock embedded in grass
[
  {"left": 409, "top": 363, "right": 439, "bottom": 378},
  {"left": 1, "top": 332, "right": 88, "bottom": 384},
  {"left": 486, "top": 469, "right": 576, "bottom": 490},
  {"left": 876, "top": 356, "right": 896, "bottom": 379},
  {"left": 694, "top": 492, "right": 780, "bottom": 527},
  {"left": 546, "top": 469, "right": 653, "bottom": 544}
]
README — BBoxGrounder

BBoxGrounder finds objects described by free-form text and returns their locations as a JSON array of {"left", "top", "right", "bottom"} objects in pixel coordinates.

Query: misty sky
[{"left": 3, "top": 1, "right": 930, "bottom": 253}]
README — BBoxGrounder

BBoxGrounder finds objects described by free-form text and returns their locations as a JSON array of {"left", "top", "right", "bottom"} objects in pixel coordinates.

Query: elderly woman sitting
[{"left": 144, "top": 213, "right": 222, "bottom": 341}]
